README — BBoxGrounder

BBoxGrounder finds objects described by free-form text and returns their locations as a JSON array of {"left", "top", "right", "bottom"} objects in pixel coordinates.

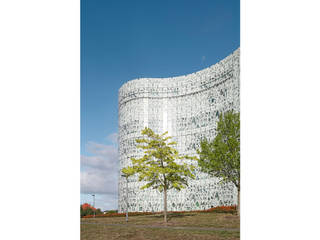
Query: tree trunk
[
  {"left": 164, "top": 187, "right": 167, "bottom": 223},
  {"left": 237, "top": 188, "right": 240, "bottom": 216}
]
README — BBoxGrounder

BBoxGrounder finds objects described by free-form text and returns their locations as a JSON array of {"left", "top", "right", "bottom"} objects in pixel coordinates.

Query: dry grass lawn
[{"left": 81, "top": 212, "right": 240, "bottom": 240}]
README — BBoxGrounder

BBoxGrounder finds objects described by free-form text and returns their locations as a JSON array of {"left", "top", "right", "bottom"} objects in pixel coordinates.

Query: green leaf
[
  {"left": 196, "top": 111, "right": 240, "bottom": 190},
  {"left": 121, "top": 128, "right": 196, "bottom": 192}
]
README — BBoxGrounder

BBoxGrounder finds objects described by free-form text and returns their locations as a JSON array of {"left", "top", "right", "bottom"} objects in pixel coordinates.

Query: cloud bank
[{"left": 80, "top": 133, "right": 119, "bottom": 209}]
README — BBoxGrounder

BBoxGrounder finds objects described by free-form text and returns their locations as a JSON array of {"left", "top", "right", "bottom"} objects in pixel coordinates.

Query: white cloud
[
  {"left": 96, "top": 193, "right": 118, "bottom": 210},
  {"left": 81, "top": 142, "right": 118, "bottom": 170},
  {"left": 201, "top": 55, "right": 206, "bottom": 62},
  {"left": 81, "top": 133, "right": 119, "bottom": 199},
  {"left": 81, "top": 168, "right": 117, "bottom": 195},
  {"left": 107, "top": 132, "right": 118, "bottom": 145}
]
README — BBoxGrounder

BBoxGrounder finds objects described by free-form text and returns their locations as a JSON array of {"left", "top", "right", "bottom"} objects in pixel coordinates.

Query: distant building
[{"left": 118, "top": 48, "right": 240, "bottom": 212}]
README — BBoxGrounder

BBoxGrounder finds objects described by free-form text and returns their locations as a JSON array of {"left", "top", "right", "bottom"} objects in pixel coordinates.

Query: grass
[{"left": 81, "top": 212, "right": 240, "bottom": 240}]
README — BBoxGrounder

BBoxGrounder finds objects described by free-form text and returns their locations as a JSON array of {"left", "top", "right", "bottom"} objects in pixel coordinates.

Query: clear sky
[{"left": 81, "top": 0, "right": 240, "bottom": 210}]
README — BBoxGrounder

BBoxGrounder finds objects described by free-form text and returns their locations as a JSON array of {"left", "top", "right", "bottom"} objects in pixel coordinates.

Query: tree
[
  {"left": 95, "top": 208, "right": 103, "bottom": 215},
  {"left": 197, "top": 111, "right": 240, "bottom": 215},
  {"left": 80, "top": 203, "right": 95, "bottom": 217},
  {"left": 122, "top": 127, "right": 196, "bottom": 223}
]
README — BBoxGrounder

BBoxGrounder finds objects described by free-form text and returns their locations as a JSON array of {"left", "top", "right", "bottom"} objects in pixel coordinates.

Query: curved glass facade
[{"left": 118, "top": 48, "right": 240, "bottom": 212}]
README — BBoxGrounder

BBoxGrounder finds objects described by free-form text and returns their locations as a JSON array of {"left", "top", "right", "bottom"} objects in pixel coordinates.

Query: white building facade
[{"left": 118, "top": 48, "right": 240, "bottom": 212}]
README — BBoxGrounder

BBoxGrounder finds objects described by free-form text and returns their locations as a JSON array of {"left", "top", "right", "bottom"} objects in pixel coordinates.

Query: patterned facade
[{"left": 118, "top": 48, "right": 240, "bottom": 212}]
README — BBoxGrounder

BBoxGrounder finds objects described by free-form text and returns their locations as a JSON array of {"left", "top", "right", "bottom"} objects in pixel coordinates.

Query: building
[{"left": 118, "top": 48, "right": 240, "bottom": 212}]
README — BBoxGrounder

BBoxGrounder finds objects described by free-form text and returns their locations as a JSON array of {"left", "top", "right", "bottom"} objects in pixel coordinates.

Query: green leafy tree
[
  {"left": 95, "top": 208, "right": 103, "bottom": 215},
  {"left": 80, "top": 203, "right": 95, "bottom": 217},
  {"left": 197, "top": 111, "right": 240, "bottom": 215},
  {"left": 122, "top": 127, "right": 196, "bottom": 223}
]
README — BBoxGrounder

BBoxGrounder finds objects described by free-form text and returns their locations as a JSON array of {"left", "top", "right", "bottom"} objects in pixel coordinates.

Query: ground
[{"left": 81, "top": 212, "right": 240, "bottom": 240}]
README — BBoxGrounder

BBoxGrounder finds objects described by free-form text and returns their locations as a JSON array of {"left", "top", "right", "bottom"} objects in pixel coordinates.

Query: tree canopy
[
  {"left": 122, "top": 127, "right": 196, "bottom": 222},
  {"left": 197, "top": 111, "right": 240, "bottom": 214},
  {"left": 80, "top": 203, "right": 102, "bottom": 217}
]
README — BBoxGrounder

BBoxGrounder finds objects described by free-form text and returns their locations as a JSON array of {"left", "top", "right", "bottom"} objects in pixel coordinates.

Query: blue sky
[{"left": 81, "top": 0, "right": 240, "bottom": 210}]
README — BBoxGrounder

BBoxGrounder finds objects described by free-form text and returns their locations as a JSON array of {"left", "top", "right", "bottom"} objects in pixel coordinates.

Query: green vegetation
[
  {"left": 197, "top": 111, "right": 240, "bottom": 215},
  {"left": 104, "top": 210, "right": 117, "bottom": 214},
  {"left": 80, "top": 203, "right": 103, "bottom": 217},
  {"left": 122, "top": 127, "right": 196, "bottom": 223}
]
